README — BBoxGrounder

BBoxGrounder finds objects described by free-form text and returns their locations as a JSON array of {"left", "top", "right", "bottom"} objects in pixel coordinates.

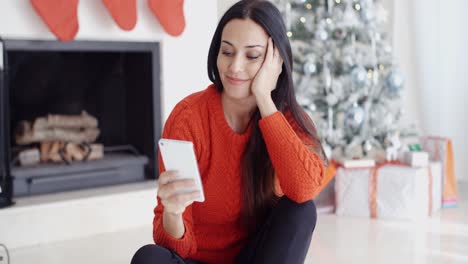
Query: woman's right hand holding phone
[{"left": 158, "top": 170, "right": 201, "bottom": 216}]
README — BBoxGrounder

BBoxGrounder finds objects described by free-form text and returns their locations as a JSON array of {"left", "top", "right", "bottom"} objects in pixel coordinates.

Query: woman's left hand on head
[{"left": 251, "top": 37, "right": 283, "bottom": 100}]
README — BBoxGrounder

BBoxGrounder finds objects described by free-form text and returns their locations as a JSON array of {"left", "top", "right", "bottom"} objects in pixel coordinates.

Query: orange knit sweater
[{"left": 153, "top": 84, "right": 325, "bottom": 264}]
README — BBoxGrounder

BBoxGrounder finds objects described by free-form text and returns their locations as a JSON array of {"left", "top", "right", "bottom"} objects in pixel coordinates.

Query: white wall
[
  {"left": 0, "top": 0, "right": 218, "bottom": 121},
  {"left": 218, "top": 0, "right": 238, "bottom": 19},
  {"left": 437, "top": 0, "right": 468, "bottom": 183},
  {"left": 392, "top": 0, "right": 468, "bottom": 182},
  {"left": 387, "top": 0, "right": 422, "bottom": 131}
]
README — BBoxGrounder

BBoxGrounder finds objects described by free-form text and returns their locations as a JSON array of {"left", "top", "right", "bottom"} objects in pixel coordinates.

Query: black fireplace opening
[{"left": 0, "top": 40, "right": 161, "bottom": 198}]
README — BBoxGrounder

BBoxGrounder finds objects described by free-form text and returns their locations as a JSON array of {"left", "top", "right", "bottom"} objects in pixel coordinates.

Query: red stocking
[
  {"left": 102, "top": 0, "right": 137, "bottom": 31},
  {"left": 30, "top": 0, "right": 79, "bottom": 42},
  {"left": 148, "top": 0, "right": 186, "bottom": 37}
]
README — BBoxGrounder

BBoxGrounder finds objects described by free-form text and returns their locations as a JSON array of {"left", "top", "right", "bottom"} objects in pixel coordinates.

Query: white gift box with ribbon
[{"left": 335, "top": 162, "right": 442, "bottom": 220}]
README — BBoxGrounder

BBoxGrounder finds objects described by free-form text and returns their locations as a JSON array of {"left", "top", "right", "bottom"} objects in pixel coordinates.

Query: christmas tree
[{"left": 274, "top": 0, "right": 408, "bottom": 161}]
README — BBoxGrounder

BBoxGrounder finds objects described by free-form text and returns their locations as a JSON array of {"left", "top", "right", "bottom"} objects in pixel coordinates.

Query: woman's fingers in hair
[
  {"left": 267, "top": 37, "right": 283, "bottom": 69},
  {"left": 271, "top": 37, "right": 278, "bottom": 58},
  {"left": 268, "top": 38, "right": 283, "bottom": 74},
  {"left": 267, "top": 37, "right": 274, "bottom": 61}
]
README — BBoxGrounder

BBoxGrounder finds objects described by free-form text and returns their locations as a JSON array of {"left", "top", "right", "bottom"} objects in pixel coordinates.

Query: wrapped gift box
[
  {"left": 402, "top": 151, "right": 429, "bottom": 167},
  {"left": 422, "top": 136, "right": 458, "bottom": 207},
  {"left": 335, "top": 162, "right": 442, "bottom": 220}
]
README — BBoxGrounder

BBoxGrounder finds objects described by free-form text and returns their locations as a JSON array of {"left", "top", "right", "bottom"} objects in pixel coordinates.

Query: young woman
[{"left": 131, "top": 1, "right": 327, "bottom": 263}]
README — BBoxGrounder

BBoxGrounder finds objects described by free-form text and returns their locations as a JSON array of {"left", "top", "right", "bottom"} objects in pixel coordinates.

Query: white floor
[
  {"left": 306, "top": 182, "right": 468, "bottom": 264},
  {"left": 3, "top": 183, "right": 467, "bottom": 264}
]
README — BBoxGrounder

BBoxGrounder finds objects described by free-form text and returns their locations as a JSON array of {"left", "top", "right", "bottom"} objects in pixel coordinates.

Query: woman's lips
[{"left": 226, "top": 76, "right": 248, "bottom": 86}]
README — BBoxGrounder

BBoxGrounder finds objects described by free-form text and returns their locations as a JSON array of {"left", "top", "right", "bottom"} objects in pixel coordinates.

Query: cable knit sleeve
[
  {"left": 259, "top": 111, "right": 325, "bottom": 203},
  {"left": 153, "top": 101, "right": 198, "bottom": 258}
]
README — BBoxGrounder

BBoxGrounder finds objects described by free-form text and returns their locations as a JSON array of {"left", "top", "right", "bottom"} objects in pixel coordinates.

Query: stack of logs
[{"left": 15, "top": 111, "right": 104, "bottom": 166}]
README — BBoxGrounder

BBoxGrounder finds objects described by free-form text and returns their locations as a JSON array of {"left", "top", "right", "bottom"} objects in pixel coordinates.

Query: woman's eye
[
  {"left": 247, "top": 55, "right": 260, "bottom": 60},
  {"left": 222, "top": 51, "right": 233, "bottom": 56}
]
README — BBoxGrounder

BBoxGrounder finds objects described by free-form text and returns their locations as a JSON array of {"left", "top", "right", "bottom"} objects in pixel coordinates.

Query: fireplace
[{"left": 0, "top": 39, "right": 161, "bottom": 200}]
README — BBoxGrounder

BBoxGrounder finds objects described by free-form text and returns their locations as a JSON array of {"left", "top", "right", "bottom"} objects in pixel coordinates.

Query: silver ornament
[
  {"left": 315, "top": 27, "right": 329, "bottom": 41},
  {"left": 351, "top": 66, "right": 368, "bottom": 87},
  {"left": 303, "top": 54, "right": 318, "bottom": 76},
  {"left": 303, "top": 62, "right": 317, "bottom": 76},
  {"left": 345, "top": 104, "right": 365, "bottom": 133},
  {"left": 385, "top": 69, "right": 404, "bottom": 95}
]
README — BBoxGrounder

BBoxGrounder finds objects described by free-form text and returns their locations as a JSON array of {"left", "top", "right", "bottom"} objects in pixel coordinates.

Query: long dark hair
[{"left": 207, "top": 0, "right": 327, "bottom": 231}]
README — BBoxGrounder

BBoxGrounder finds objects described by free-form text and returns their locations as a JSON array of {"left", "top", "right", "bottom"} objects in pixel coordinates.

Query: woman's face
[{"left": 217, "top": 18, "right": 269, "bottom": 101}]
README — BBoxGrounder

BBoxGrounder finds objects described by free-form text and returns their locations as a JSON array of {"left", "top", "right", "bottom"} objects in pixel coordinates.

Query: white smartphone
[{"left": 158, "top": 138, "right": 205, "bottom": 202}]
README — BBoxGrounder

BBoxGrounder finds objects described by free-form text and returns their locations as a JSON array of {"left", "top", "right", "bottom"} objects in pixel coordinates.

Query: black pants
[{"left": 131, "top": 196, "right": 317, "bottom": 264}]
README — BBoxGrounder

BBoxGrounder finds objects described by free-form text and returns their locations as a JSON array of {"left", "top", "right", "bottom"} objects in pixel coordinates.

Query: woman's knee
[
  {"left": 131, "top": 244, "right": 168, "bottom": 264},
  {"left": 278, "top": 197, "right": 317, "bottom": 227},
  {"left": 301, "top": 199, "right": 317, "bottom": 224}
]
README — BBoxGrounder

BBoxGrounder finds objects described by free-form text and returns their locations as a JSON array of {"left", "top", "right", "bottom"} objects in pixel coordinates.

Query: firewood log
[
  {"left": 33, "top": 111, "right": 98, "bottom": 130},
  {"left": 48, "top": 142, "right": 63, "bottom": 162},
  {"left": 68, "top": 143, "right": 84, "bottom": 161},
  {"left": 15, "top": 127, "right": 100, "bottom": 145},
  {"left": 40, "top": 141, "right": 52, "bottom": 162},
  {"left": 40, "top": 141, "right": 104, "bottom": 163},
  {"left": 87, "top": 144, "right": 104, "bottom": 160}
]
